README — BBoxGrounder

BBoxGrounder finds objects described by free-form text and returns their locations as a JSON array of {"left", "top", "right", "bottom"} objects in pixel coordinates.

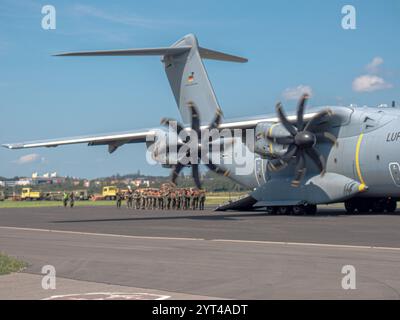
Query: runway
[{"left": 1, "top": 206, "right": 400, "bottom": 299}]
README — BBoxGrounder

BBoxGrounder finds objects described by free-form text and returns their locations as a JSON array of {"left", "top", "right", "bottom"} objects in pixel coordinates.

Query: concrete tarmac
[{"left": 1, "top": 206, "right": 400, "bottom": 299}]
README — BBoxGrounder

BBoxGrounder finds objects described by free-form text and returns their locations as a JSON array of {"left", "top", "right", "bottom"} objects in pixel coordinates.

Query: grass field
[
  {"left": 0, "top": 192, "right": 247, "bottom": 209},
  {"left": 0, "top": 253, "right": 27, "bottom": 275}
]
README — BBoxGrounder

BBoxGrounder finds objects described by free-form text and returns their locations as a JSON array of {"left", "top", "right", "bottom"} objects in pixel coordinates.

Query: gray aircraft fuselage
[{"left": 221, "top": 105, "right": 400, "bottom": 205}]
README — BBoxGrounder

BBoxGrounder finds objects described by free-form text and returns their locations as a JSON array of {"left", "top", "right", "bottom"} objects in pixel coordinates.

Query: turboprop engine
[{"left": 254, "top": 122, "right": 290, "bottom": 159}]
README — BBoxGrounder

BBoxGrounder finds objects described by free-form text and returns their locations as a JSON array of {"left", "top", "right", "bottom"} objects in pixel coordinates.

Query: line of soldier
[{"left": 116, "top": 188, "right": 206, "bottom": 210}]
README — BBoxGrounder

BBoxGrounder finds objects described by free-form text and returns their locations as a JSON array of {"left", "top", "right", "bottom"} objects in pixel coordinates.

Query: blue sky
[{"left": 0, "top": 0, "right": 399, "bottom": 178}]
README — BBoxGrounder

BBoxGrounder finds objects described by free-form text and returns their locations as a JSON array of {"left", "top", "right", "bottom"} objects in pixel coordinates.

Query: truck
[
  {"left": 102, "top": 186, "right": 118, "bottom": 200},
  {"left": 74, "top": 190, "right": 89, "bottom": 201},
  {"left": 21, "top": 188, "right": 42, "bottom": 201},
  {"left": 42, "top": 191, "right": 63, "bottom": 201}
]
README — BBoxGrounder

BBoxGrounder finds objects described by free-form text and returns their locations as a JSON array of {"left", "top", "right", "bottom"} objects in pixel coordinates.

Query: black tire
[
  {"left": 372, "top": 200, "right": 384, "bottom": 213},
  {"left": 292, "top": 205, "right": 305, "bottom": 215},
  {"left": 386, "top": 199, "right": 397, "bottom": 213},
  {"left": 344, "top": 201, "right": 355, "bottom": 214},
  {"left": 265, "top": 207, "right": 277, "bottom": 215},
  {"left": 305, "top": 204, "right": 317, "bottom": 215},
  {"left": 356, "top": 200, "right": 370, "bottom": 214},
  {"left": 277, "top": 206, "right": 291, "bottom": 215}
]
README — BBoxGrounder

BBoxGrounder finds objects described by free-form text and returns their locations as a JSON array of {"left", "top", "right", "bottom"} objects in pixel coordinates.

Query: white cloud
[
  {"left": 282, "top": 85, "right": 313, "bottom": 100},
  {"left": 14, "top": 153, "right": 41, "bottom": 165},
  {"left": 366, "top": 57, "right": 384, "bottom": 74},
  {"left": 352, "top": 75, "right": 393, "bottom": 93},
  {"left": 352, "top": 57, "right": 393, "bottom": 93}
]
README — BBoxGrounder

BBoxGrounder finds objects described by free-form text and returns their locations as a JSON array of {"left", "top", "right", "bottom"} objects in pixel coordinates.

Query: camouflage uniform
[
  {"left": 133, "top": 191, "right": 140, "bottom": 209},
  {"left": 166, "top": 191, "right": 172, "bottom": 210},
  {"left": 69, "top": 192, "right": 75, "bottom": 208},
  {"left": 199, "top": 191, "right": 206, "bottom": 210},
  {"left": 141, "top": 191, "right": 146, "bottom": 209},
  {"left": 176, "top": 190, "right": 182, "bottom": 210},
  {"left": 127, "top": 190, "right": 133, "bottom": 208},
  {"left": 158, "top": 191, "right": 164, "bottom": 209},
  {"left": 184, "top": 190, "right": 190, "bottom": 210},
  {"left": 116, "top": 191, "right": 122, "bottom": 208},
  {"left": 171, "top": 191, "right": 176, "bottom": 210},
  {"left": 153, "top": 192, "right": 158, "bottom": 210}
]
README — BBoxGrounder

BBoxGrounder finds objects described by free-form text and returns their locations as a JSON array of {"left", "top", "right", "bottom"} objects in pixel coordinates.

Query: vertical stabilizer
[{"left": 163, "top": 34, "right": 247, "bottom": 125}]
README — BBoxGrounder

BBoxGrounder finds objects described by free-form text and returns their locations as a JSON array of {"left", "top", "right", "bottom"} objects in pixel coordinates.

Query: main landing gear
[
  {"left": 344, "top": 198, "right": 397, "bottom": 214},
  {"left": 265, "top": 204, "right": 317, "bottom": 216}
]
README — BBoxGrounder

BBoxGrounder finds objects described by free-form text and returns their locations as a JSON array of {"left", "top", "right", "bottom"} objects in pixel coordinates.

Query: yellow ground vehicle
[
  {"left": 102, "top": 186, "right": 118, "bottom": 200},
  {"left": 21, "top": 188, "right": 42, "bottom": 201}
]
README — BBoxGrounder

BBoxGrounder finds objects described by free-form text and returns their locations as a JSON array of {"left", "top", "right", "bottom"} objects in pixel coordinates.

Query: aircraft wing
[
  {"left": 2, "top": 129, "right": 157, "bottom": 154},
  {"left": 2, "top": 111, "right": 321, "bottom": 152}
]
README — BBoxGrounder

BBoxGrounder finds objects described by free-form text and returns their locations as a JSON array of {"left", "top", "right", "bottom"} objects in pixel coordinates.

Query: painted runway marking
[
  {"left": 1, "top": 225, "right": 400, "bottom": 252},
  {"left": 43, "top": 292, "right": 170, "bottom": 300},
  {"left": 211, "top": 239, "right": 400, "bottom": 252},
  {"left": 0, "top": 226, "right": 204, "bottom": 241}
]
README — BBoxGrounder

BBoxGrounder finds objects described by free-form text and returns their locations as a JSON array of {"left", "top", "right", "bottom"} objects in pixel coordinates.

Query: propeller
[
  {"left": 161, "top": 102, "right": 229, "bottom": 188},
  {"left": 267, "top": 94, "right": 336, "bottom": 187}
]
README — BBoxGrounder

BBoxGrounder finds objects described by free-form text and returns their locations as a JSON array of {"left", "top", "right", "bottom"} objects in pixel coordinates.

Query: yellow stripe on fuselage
[
  {"left": 268, "top": 124, "right": 278, "bottom": 154},
  {"left": 355, "top": 134, "right": 366, "bottom": 185}
]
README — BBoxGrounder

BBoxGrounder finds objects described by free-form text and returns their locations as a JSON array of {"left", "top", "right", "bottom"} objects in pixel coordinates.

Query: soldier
[
  {"left": 158, "top": 190, "right": 164, "bottom": 210},
  {"left": 162, "top": 190, "right": 168, "bottom": 210},
  {"left": 69, "top": 192, "right": 75, "bottom": 208},
  {"left": 153, "top": 191, "right": 158, "bottom": 210},
  {"left": 127, "top": 188, "right": 133, "bottom": 209},
  {"left": 166, "top": 190, "right": 172, "bottom": 210},
  {"left": 199, "top": 190, "right": 206, "bottom": 211},
  {"left": 116, "top": 190, "right": 123, "bottom": 208},
  {"left": 184, "top": 189, "right": 190, "bottom": 210},
  {"left": 194, "top": 190, "right": 200, "bottom": 210},
  {"left": 133, "top": 191, "right": 142, "bottom": 210},
  {"left": 190, "top": 189, "right": 196, "bottom": 210},
  {"left": 141, "top": 190, "right": 147, "bottom": 209},
  {"left": 171, "top": 190, "right": 176, "bottom": 210},
  {"left": 148, "top": 190, "right": 153, "bottom": 210},
  {"left": 63, "top": 191, "right": 69, "bottom": 208},
  {"left": 176, "top": 190, "right": 182, "bottom": 210}
]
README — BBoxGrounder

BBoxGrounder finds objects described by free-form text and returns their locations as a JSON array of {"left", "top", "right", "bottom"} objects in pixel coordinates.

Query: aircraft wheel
[
  {"left": 356, "top": 201, "right": 370, "bottom": 214},
  {"left": 277, "top": 206, "right": 291, "bottom": 215},
  {"left": 372, "top": 200, "right": 385, "bottom": 213},
  {"left": 265, "top": 207, "right": 277, "bottom": 215},
  {"left": 385, "top": 199, "right": 397, "bottom": 213},
  {"left": 305, "top": 204, "right": 317, "bottom": 215},
  {"left": 344, "top": 201, "right": 356, "bottom": 214},
  {"left": 292, "top": 205, "right": 305, "bottom": 215}
]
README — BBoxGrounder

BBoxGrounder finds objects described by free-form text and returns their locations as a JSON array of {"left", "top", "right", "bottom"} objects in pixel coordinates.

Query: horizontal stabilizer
[
  {"left": 54, "top": 47, "right": 191, "bottom": 57},
  {"left": 199, "top": 47, "right": 248, "bottom": 63},
  {"left": 54, "top": 45, "right": 247, "bottom": 63}
]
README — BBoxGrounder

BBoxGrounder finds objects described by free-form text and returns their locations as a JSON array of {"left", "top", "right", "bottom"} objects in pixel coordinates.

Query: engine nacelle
[{"left": 254, "top": 122, "right": 290, "bottom": 159}]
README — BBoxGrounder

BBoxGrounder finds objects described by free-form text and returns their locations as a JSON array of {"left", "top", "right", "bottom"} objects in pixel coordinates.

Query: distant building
[
  {"left": 31, "top": 172, "right": 66, "bottom": 185},
  {"left": 4, "top": 181, "right": 16, "bottom": 188},
  {"left": 16, "top": 179, "right": 32, "bottom": 186},
  {"left": 132, "top": 179, "right": 150, "bottom": 187}
]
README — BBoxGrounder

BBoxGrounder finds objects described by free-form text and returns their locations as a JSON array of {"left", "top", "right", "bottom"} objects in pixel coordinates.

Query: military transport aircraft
[{"left": 3, "top": 34, "right": 400, "bottom": 215}]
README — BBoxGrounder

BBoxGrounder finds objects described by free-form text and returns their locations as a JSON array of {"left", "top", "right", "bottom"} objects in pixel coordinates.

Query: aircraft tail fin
[
  {"left": 164, "top": 34, "right": 247, "bottom": 125},
  {"left": 54, "top": 34, "right": 248, "bottom": 125}
]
